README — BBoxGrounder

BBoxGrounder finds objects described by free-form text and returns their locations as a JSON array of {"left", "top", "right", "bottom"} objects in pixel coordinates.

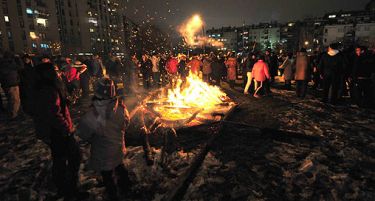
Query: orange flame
[
  {"left": 153, "top": 73, "right": 227, "bottom": 122},
  {"left": 178, "top": 15, "right": 223, "bottom": 48}
]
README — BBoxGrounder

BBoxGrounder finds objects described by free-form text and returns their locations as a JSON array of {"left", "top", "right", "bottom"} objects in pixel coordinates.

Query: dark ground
[{"left": 0, "top": 80, "right": 374, "bottom": 201}]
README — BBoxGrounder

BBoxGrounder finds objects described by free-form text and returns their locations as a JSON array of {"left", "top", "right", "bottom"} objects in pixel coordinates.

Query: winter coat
[
  {"left": 19, "top": 63, "right": 37, "bottom": 115},
  {"left": 90, "top": 59, "right": 103, "bottom": 77},
  {"left": 140, "top": 59, "right": 152, "bottom": 75},
  {"left": 188, "top": 58, "right": 203, "bottom": 75},
  {"left": 178, "top": 61, "right": 187, "bottom": 77},
  {"left": 202, "top": 58, "right": 212, "bottom": 75},
  {"left": 34, "top": 86, "right": 74, "bottom": 144},
  {"left": 78, "top": 99, "right": 129, "bottom": 172},
  {"left": 151, "top": 56, "right": 160, "bottom": 73},
  {"left": 280, "top": 58, "right": 294, "bottom": 81},
  {"left": 225, "top": 57, "right": 237, "bottom": 81},
  {"left": 0, "top": 59, "right": 20, "bottom": 88},
  {"left": 166, "top": 58, "right": 179, "bottom": 74},
  {"left": 295, "top": 52, "right": 310, "bottom": 81},
  {"left": 318, "top": 50, "right": 347, "bottom": 78},
  {"left": 265, "top": 55, "right": 278, "bottom": 77},
  {"left": 352, "top": 54, "right": 373, "bottom": 79},
  {"left": 251, "top": 60, "right": 271, "bottom": 82},
  {"left": 64, "top": 65, "right": 79, "bottom": 82},
  {"left": 211, "top": 60, "right": 224, "bottom": 79}
]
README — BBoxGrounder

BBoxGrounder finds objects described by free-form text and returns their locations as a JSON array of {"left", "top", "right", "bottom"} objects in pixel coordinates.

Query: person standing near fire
[
  {"left": 251, "top": 55, "right": 271, "bottom": 98},
  {"left": 33, "top": 63, "right": 88, "bottom": 200},
  {"left": 225, "top": 53, "right": 238, "bottom": 88},
  {"left": 77, "top": 78, "right": 132, "bottom": 201},
  {"left": 151, "top": 54, "right": 161, "bottom": 88},
  {"left": 140, "top": 54, "right": 153, "bottom": 89},
  {"left": 187, "top": 54, "right": 203, "bottom": 76},
  {"left": 166, "top": 54, "right": 179, "bottom": 84}
]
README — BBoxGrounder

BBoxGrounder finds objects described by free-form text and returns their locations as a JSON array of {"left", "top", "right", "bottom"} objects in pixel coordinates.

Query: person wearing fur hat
[{"left": 77, "top": 78, "right": 131, "bottom": 201}]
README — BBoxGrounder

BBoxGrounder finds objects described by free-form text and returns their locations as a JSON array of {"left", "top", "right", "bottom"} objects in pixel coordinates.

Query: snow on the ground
[{"left": 1, "top": 83, "right": 374, "bottom": 201}]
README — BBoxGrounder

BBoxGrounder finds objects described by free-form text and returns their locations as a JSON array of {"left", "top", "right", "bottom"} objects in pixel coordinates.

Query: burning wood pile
[{"left": 142, "top": 74, "right": 236, "bottom": 129}]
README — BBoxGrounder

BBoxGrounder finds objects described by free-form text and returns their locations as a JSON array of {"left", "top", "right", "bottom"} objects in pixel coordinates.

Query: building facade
[
  {"left": 0, "top": 0, "right": 127, "bottom": 56},
  {"left": 207, "top": 27, "right": 238, "bottom": 52},
  {"left": 0, "top": 0, "right": 59, "bottom": 54}
]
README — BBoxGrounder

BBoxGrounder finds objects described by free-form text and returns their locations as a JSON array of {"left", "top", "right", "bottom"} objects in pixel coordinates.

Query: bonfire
[{"left": 144, "top": 73, "right": 235, "bottom": 128}]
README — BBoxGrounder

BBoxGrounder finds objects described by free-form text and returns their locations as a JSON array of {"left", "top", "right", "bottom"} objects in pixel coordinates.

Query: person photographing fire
[{"left": 77, "top": 78, "right": 132, "bottom": 201}]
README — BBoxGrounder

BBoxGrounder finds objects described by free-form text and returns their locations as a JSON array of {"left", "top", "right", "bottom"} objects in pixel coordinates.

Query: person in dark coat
[
  {"left": 90, "top": 54, "right": 104, "bottom": 78},
  {"left": 0, "top": 51, "right": 21, "bottom": 119},
  {"left": 158, "top": 54, "right": 167, "bottom": 86},
  {"left": 78, "top": 78, "right": 131, "bottom": 201},
  {"left": 33, "top": 63, "right": 88, "bottom": 200},
  {"left": 279, "top": 53, "right": 294, "bottom": 90},
  {"left": 140, "top": 54, "right": 152, "bottom": 89},
  {"left": 19, "top": 54, "right": 37, "bottom": 116},
  {"left": 178, "top": 54, "right": 188, "bottom": 80},
  {"left": 318, "top": 43, "right": 347, "bottom": 104},
  {"left": 211, "top": 56, "right": 224, "bottom": 86},
  {"left": 295, "top": 49, "right": 311, "bottom": 98},
  {"left": 352, "top": 46, "right": 374, "bottom": 107},
  {"left": 265, "top": 49, "right": 279, "bottom": 82},
  {"left": 81, "top": 57, "right": 92, "bottom": 99}
]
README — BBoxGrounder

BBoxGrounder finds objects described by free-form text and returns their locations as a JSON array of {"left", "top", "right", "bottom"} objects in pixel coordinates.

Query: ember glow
[
  {"left": 167, "top": 73, "right": 226, "bottom": 109},
  {"left": 178, "top": 14, "right": 223, "bottom": 48},
  {"left": 149, "top": 73, "right": 232, "bottom": 125}
]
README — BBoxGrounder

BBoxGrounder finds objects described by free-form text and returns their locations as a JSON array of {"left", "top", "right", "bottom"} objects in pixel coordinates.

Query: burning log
[{"left": 131, "top": 73, "right": 237, "bottom": 169}]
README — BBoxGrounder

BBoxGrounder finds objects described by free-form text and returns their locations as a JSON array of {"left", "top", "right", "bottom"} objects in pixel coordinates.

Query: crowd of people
[
  {"left": 240, "top": 44, "right": 375, "bottom": 106},
  {"left": 0, "top": 42, "right": 374, "bottom": 200}
]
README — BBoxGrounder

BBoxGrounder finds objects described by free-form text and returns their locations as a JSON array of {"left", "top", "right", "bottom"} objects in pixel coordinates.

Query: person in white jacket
[{"left": 77, "top": 78, "right": 131, "bottom": 201}]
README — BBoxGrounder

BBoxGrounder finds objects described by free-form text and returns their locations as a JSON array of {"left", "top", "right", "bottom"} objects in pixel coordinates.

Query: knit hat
[{"left": 94, "top": 78, "right": 116, "bottom": 100}]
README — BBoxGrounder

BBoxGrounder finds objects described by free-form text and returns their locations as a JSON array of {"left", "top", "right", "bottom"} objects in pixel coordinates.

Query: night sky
[{"left": 124, "top": 0, "right": 370, "bottom": 29}]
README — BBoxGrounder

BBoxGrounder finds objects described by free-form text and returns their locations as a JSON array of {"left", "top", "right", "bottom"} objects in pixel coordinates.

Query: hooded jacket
[{"left": 78, "top": 99, "right": 129, "bottom": 171}]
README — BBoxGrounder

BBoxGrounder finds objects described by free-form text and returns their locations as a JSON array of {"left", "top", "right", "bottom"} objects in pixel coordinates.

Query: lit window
[
  {"left": 30, "top": 32, "right": 38, "bottom": 39},
  {"left": 36, "top": 18, "right": 47, "bottom": 27},
  {"left": 26, "top": 8, "right": 33, "bottom": 14},
  {"left": 4, "top": 16, "right": 9, "bottom": 22},
  {"left": 328, "top": 15, "right": 336, "bottom": 19},
  {"left": 89, "top": 28, "right": 94, "bottom": 32},
  {"left": 32, "top": 43, "right": 37, "bottom": 48}
]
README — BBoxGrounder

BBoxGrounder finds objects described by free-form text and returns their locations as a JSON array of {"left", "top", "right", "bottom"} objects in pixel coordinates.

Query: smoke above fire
[{"left": 178, "top": 15, "right": 223, "bottom": 48}]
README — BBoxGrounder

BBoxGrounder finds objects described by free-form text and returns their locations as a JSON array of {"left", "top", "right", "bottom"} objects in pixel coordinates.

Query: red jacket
[
  {"left": 251, "top": 60, "right": 270, "bottom": 82},
  {"left": 225, "top": 57, "right": 237, "bottom": 80},
  {"left": 34, "top": 87, "right": 74, "bottom": 142},
  {"left": 188, "top": 59, "right": 203, "bottom": 75},
  {"left": 166, "top": 58, "right": 179, "bottom": 74},
  {"left": 64, "top": 65, "right": 79, "bottom": 82}
]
